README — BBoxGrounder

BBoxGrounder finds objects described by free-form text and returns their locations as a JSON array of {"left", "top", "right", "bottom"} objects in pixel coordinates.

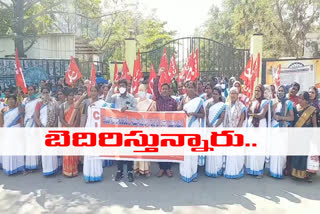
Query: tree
[
  {"left": 201, "top": 0, "right": 320, "bottom": 58},
  {"left": 0, "top": 0, "right": 64, "bottom": 56},
  {"left": 0, "top": 0, "right": 103, "bottom": 57},
  {"left": 272, "top": 0, "right": 320, "bottom": 57},
  {"left": 202, "top": 6, "right": 234, "bottom": 46},
  {"left": 89, "top": 8, "right": 175, "bottom": 63},
  {"left": 0, "top": 0, "right": 174, "bottom": 62},
  {"left": 137, "top": 16, "right": 175, "bottom": 51}
]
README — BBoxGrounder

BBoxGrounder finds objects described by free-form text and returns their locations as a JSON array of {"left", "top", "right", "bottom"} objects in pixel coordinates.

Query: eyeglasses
[{"left": 42, "top": 92, "right": 49, "bottom": 94}]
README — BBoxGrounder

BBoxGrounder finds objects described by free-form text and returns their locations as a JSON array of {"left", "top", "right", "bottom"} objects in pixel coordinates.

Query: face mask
[
  {"left": 119, "top": 87, "right": 126, "bottom": 94},
  {"left": 221, "top": 84, "right": 225, "bottom": 90},
  {"left": 138, "top": 91, "right": 146, "bottom": 98}
]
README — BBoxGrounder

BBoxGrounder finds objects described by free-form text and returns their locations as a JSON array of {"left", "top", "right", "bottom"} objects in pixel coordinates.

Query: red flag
[
  {"left": 121, "top": 61, "right": 131, "bottom": 82},
  {"left": 131, "top": 51, "right": 143, "bottom": 95},
  {"left": 274, "top": 64, "right": 281, "bottom": 88},
  {"left": 168, "top": 53, "right": 178, "bottom": 81},
  {"left": 65, "top": 56, "right": 82, "bottom": 86},
  {"left": 159, "top": 48, "right": 170, "bottom": 90},
  {"left": 184, "top": 50, "right": 200, "bottom": 82},
  {"left": 249, "top": 54, "right": 261, "bottom": 98},
  {"left": 15, "top": 49, "right": 27, "bottom": 94},
  {"left": 177, "top": 58, "right": 190, "bottom": 84},
  {"left": 242, "top": 85, "right": 251, "bottom": 98},
  {"left": 114, "top": 63, "right": 121, "bottom": 82},
  {"left": 88, "top": 63, "right": 96, "bottom": 95},
  {"left": 193, "top": 49, "right": 200, "bottom": 81},
  {"left": 186, "top": 51, "right": 195, "bottom": 81},
  {"left": 240, "top": 56, "right": 253, "bottom": 83},
  {"left": 148, "top": 63, "right": 157, "bottom": 95},
  {"left": 240, "top": 56, "right": 253, "bottom": 97},
  {"left": 159, "top": 48, "right": 168, "bottom": 73}
]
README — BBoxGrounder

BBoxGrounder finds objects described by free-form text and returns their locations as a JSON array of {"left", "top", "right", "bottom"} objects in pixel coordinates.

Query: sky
[{"left": 136, "top": 0, "right": 223, "bottom": 37}]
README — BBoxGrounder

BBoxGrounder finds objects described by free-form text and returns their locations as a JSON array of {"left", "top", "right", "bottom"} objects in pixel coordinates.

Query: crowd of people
[{"left": 0, "top": 67, "right": 319, "bottom": 183}]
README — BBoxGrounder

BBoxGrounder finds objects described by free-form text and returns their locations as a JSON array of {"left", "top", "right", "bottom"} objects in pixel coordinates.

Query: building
[{"left": 0, "top": 34, "right": 75, "bottom": 59}]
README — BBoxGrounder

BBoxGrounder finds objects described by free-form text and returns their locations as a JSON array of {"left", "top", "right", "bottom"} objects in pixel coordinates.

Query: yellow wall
[{"left": 109, "top": 63, "right": 123, "bottom": 82}]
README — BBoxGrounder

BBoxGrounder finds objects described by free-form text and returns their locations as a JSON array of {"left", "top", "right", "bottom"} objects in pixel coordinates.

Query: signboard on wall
[{"left": 265, "top": 59, "right": 320, "bottom": 90}]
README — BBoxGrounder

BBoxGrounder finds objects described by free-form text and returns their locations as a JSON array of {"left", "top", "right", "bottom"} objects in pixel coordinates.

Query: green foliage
[
  {"left": 137, "top": 18, "right": 175, "bottom": 51},
  {"left": 24, "top": 3, "right": 54, "bottom": 35},
  {"left": 0, "top": 8, "right": 12, "bottom": 34},
  {"left": 90, "top": 9, "right": 175, "bottom": 64},
  {"left": 202, "top": 0, "right": 320, "bottom": 58}
]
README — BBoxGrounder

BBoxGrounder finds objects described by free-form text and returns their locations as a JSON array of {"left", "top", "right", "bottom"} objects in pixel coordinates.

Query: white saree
[
  {"left": 179, "top": 97, "right": 203, "bottom": 182},
  {"left": 83, "top": 99, "right": 105, "bottom": 182},
  {"left": 2, "top": 107, "right": 25, "bottom": 175},
  {"left": 205, "top": 102, "right": 225, "bottom": 177},
  {"left": 245, "top": 99, "right": 269, "bottom": 176},
  {"left": 23, "top": 97, "right": 41, "bottom": 170},
  {"left": 223, "top": 100, "right": 246, "bottom": 179},
  {"left": 40, "top": 103, "right": 59, "bottom": 176}
]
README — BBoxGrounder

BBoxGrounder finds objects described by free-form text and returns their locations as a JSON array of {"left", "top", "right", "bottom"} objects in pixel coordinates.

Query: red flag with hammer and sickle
[
  {"left": 168, "top": 53, "right": 178, "bottom": 81},
  {"left": 65, "top": 56, "right": 82, "bottom": 86}
]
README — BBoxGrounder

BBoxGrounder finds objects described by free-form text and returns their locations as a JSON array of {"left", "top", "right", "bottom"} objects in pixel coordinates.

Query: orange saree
[{"left": 63, "top": 103, "right": 79, "bottom": 177}]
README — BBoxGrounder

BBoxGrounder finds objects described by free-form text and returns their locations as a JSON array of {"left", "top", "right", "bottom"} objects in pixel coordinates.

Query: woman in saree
[
  {"left": 59, "top": 88, "right": 87, "bottom": 177},
  {"left": 0, "top": 94, "right": 25, "bottom": 175},
  {"left": 233, "top": 81, "right": 249, "bottom": 106},
  {"left": 178, "top": 81, "right": 205, "bottom": 182},
  {"left": 264, "top": 85, "right": 274, "bottom": 123},
  {"left": 197, "top": 82, "right": 215, "bottom": 167},
  {"left": 202, "top": 83, "right": 213, "bottom": 103},
  {"left": 34, "top": 87, "right": 60, "bottom": 176},
  {"left": 307, "top": 86, "right": 320, "bottom": 176},
  {"left": 269, "top": 85, "right": 294, "bottom": 178},
  {"left": 308, "top": 86, "right": 320, "bottom": 126},
  {"left": 291, "top": 91, "right": 317, "bottom": 182},
  {"left": 246, "top": 84, "right": 269, "bottom": 178},
  {"left": 22, "top": 85, "right": 41, "bottom": 170},
  {"left": 223, "top": 87, "right": 246, "bottom": 179},
  {"left": 99, "top": 84, "right": 111, "bottom": 101},
  {"left": 57, "top": 89, "right": 66, "bottom": 106},
  {"left": 82, "top": 85, "right": 106, "bottom": 182},
  {"left": 205, "top": 87, "right": 226, "bottom": 177},
  {"left": 134, "top": 84, "right": 157, "bottom": 177},
  {"left": 263, "top": 85, "right": 273, "bottom": 168},
  {"left": 203, "top": 83, "right": 214, "bottom": 112}
]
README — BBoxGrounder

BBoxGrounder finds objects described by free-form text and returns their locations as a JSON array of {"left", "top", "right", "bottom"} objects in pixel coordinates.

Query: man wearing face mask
[
  {"left": 153, "top": 67, "right": 178, "bottom": 177},
  {"left": 106, "top": 78, "right": 137, "bottom": 182}
]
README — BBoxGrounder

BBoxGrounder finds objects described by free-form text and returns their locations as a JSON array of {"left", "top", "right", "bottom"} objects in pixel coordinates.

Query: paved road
[{"left": 1, "top": 163, "right": 320, "bottom": 214}]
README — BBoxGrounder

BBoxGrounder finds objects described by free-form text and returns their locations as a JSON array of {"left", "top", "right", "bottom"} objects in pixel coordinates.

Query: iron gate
[
  {"left": 0, "top": 58, "right": 107, "bottom": 90},
  {"left": 140, "top": 37, "right": 249, "bottom": 81}
]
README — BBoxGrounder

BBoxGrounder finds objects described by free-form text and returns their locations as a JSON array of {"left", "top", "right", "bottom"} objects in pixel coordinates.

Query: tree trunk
[{"left": 14, "top": 0, "right": 25, "bottom": 57}]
